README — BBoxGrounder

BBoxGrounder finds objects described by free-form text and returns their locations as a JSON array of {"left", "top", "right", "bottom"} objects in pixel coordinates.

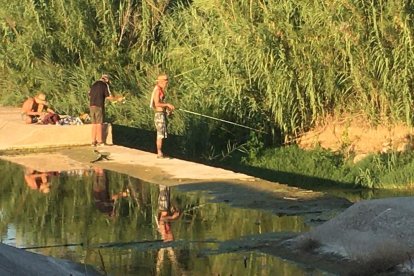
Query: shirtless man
[
  {"left": 21, "top": 93, "right": 54, "bottom": 124},
  {"left": 150, "top": 74, "right": 175, "bottom": 158}
]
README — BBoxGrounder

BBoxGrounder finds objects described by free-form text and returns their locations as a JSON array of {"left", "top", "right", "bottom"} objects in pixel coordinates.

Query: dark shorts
[
  {"left": 90, "top": 106, "right": 104, "bottom": 124},
  {"left": 154, "top": 112, "right": 167, "bottom": 139},
  {"left": 29, "top": 115, "right": 39, "bottom": 124}
]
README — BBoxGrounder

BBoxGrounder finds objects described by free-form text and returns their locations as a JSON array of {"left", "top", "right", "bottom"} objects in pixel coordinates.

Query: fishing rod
[
  {"left": 20, "top": 240, "right": 161, "bottom": 250},
  {"left": 19, "top": 239, "right": 220, "bottom": 250},
  {"left": 177, "top": 108, "right": 268, "bottom": 134},
  {"left": 21, "top": 242, "right": 84, "bottom": 250}
]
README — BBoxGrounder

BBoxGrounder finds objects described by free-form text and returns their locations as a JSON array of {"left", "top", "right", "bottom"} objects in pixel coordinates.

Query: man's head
[
  {"left": 34, "top": 93, "right": 48, "bottom": 105},
  {"left": 101, "top": 74, "right": 110, "bottom": 84},
  {"left": 157, "top": 74, "right": 169, "bottom": 88}
]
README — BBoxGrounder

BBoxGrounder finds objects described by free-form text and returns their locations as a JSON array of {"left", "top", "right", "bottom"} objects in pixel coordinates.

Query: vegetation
[
  {"left": 240, "top": 145, "right": 414, "bottom": 189},
  {"left": 1, "top": 0, "right": 414, "bottom": 188}
]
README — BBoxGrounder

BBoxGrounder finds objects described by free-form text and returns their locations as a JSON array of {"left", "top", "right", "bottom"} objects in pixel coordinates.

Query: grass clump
[{"left": 241, "top": 145, "right": 414, "bottom": 190}]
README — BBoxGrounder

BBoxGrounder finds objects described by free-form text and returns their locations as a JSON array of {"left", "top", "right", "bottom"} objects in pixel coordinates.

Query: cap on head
[
  {"left": 101, "top": 74, "right": 110, "bottom": 82},
  {"left": 34, "top": 93, "right": 48, "bottom": 105}
]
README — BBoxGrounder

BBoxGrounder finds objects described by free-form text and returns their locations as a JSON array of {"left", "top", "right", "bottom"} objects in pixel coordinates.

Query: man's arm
[
  {"left": 153, "top": 87, "right": 175, "bottom": 110},
  {"left": 22, "top": 99, "right": 44, "bottom": 116},
  {"left": 160, "top": 210, "right": 180, "bottom": 221},
  {"left": 104, "top": 84, "right": 125, "bottom": 103}
]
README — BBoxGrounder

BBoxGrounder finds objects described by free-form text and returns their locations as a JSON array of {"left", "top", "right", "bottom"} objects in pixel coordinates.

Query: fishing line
[{"left": 177, "top": 108, "right": 267, "bottom": 134}]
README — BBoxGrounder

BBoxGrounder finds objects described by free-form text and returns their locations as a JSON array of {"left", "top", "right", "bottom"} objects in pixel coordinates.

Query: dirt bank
[{"left": 297, "top": 115, "right": 414, "bottom": 157}]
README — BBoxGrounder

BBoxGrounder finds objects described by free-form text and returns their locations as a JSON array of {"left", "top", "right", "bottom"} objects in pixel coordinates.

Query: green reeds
[{"left": 0, "top": 0, "right": 413, "bottom": 164}]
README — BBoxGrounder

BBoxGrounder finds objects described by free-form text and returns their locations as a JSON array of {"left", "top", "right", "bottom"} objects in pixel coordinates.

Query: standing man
[
  {"left": 150, "top": 74, "right": 175, "bottom": 158},
  {"left": 89, "top": 74, "right": 116, "bottom": 146}
]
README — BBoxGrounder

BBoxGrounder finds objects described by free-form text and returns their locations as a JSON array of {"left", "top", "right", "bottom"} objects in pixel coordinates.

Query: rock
[
  {"left": 290, "top": 197, "right": 414, "bottom": 273},
  {"left": 0, "top": 243, "right": 102, "bottom": 275}
]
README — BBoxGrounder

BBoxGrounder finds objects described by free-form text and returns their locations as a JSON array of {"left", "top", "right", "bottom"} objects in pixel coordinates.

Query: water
[{"left": 0, "top": 160, "right": 350, "bottom": 275}]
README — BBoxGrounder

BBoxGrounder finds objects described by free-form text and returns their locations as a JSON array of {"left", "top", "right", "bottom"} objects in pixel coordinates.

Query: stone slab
[{"left": 0, "top": 243, "right": 101, "bottom": 276}]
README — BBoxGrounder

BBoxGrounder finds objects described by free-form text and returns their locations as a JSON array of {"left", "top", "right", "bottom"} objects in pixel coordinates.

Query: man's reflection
[
  {"left": 24, "top": 168, "right": 56, "bottom": 194},
  {"left": 157, "top": 185, "right": 180, "bottom": 242},
  {"left": 155, "top": 185, "right": 183, "bottom": 275},
  {"left": 92, "top": 167, "right": 129, "bottom": 217}
]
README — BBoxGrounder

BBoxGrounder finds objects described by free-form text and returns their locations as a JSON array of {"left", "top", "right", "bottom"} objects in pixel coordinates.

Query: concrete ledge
[{"left": 0, "top": 107, "right": 112, "bottom": 150}]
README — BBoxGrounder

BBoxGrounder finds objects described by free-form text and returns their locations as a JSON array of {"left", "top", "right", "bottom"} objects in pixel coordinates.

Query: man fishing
[
  {"left": 89, "top": 74, "right": 124, "bottom": 147},
  {"left": 150, "top": 74, "right": 175, "bottom": 158}
]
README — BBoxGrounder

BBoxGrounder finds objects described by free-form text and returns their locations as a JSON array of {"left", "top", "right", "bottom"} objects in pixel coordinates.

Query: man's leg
[
  {"left": 156, "top": 137, "right": 163, "bottom": 157},
  {"left": 155, "top": 112, "right": 167, "bottom": 157},
  {"left": 96, "top": 123, "right": 103, "bottom": 143},
  {"left": 91, "top": 123, "right": 98, "bottom": 144},
  {"left": 90, "top": 106, "right": 104, "bottom": 145},
  {"left": 25, "top": 115, "right": 33, "bottom": 124}
]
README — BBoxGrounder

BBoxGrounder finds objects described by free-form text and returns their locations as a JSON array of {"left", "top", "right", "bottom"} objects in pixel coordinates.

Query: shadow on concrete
[
  {"left": 112, "top": 124, "right": 190, "bottom": 157},
  {"left": 219, "top": 163, "right": 356, "bottom": 191},
  {"left": 112, "top": 124, "right": 355, "bottom": 191},
  {"left": 112, "top": 124, "right": 155, "bottom": 153}
]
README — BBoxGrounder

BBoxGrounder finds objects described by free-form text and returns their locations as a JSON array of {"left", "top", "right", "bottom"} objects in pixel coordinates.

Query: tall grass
[{"left": 0, "top": 0, "right": 413, "bottom": 158}]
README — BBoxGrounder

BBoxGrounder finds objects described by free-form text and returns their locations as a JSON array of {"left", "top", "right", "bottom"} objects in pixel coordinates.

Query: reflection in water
[
  {"left": 92, "top": 167, "right": 129, "bottom": 217},
  {"left": 0, "top": 160, "right": 334, "bottom": 275},
  {"left": 24, "top": 168, "right": 58, "bottom": 194},
  {"left": 155, "top": 185, "right": 187, "bottom": 275},
  {"left": 157, "top": 185, "right": 180, "bottom": 242}
]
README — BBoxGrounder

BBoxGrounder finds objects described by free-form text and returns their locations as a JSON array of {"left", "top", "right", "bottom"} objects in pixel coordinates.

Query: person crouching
[{"left": 21, "top": 92, "right": 55, "bottom": 124}]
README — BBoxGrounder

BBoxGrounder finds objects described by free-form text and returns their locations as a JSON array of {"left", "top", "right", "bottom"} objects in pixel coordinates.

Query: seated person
[{"left": 21, "top": 93, "right": 55, "bottom": 124}]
